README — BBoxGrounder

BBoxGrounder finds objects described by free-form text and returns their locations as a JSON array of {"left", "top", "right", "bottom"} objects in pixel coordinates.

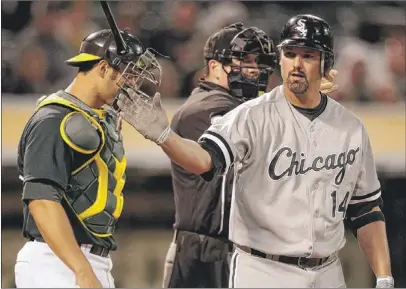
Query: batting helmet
[{"left": 277, "top": 14, "right": 334, "bottom": 76}]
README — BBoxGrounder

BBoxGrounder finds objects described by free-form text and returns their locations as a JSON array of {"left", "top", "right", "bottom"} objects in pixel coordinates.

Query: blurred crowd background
[
  {"left": 1, "top": 0, "right": 405, "bottom": 101},
  {"left": 1, "top": 1, "right": 405, "bottom": 288}
]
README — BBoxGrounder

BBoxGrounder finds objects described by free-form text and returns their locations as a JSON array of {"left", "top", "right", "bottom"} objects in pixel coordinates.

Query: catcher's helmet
[
  {"left": 277, "top": 14, "right": 334, "bottom": 76},
  {"left": 66, "top": 29, "right": 144, "bottom": 70},
  {"left": 66, "top": 29, "right": 162, "bottom": 100}
]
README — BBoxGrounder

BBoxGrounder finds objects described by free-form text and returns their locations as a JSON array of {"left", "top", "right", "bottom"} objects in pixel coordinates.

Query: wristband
[
  {"left": 376, "top": 275, "right": 394, "bottom": 288},
  {"left": 156, "top": 126, "right": 171, "bottom": 145}
]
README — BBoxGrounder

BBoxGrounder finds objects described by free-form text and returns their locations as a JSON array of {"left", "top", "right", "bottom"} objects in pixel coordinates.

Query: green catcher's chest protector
[{"left": 36, "top": 91, "right": 126, "bottom": 238}]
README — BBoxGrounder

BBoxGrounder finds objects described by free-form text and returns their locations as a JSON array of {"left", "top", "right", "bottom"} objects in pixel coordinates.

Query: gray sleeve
[
  {"left": 198, "top": 103, "right": 257, "bottom": 174},
  {"left": 349, "top": 125, "right": 381, "bottom": 206},
  {"left": 22, "top": 181, "right": 65, "bottom": 203}
]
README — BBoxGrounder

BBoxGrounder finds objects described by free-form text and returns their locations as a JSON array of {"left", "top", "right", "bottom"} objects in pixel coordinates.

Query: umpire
[
  {"left": 14, "top": 28, "right": 162, "bottom": 288},
  {"left": 162, "top": 23, "right": 277, "bottom": 288}
]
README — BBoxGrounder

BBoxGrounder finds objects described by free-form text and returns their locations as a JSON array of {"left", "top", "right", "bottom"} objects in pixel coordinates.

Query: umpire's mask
[
  {"left": 205, "top": 23, "right": 277, "bottom": 101},
  {"left": 227, "top": 26, "right": 277, "bottom": 101}
]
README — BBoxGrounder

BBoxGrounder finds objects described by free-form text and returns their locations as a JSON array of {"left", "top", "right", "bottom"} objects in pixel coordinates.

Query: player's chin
[{"left": 287, "top": 81, "right": 309, "bottom": 94}]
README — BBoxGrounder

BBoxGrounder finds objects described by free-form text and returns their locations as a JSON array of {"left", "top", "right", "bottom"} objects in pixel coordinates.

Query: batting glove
[{"left": 116, "top": 88, "right": 171, "bottom": 145}]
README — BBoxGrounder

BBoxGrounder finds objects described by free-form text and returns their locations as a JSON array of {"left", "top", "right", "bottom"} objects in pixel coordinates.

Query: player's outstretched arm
[
  {"left": 117, "top": 89, "right": 213, "bottom": 175},
  {"left": 352, "top": 206, "right": 393, "bottom": 288},
  {"left": 160, "top": 130, "right": 213, "bottom": 175}
]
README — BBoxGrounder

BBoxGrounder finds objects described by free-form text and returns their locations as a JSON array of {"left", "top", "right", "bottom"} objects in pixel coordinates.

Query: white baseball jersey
[{"left": 198, "top": 85, "right": 381, "bottom": 258}]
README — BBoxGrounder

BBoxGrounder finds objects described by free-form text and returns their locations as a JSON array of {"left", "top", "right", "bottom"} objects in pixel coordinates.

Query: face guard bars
[
  {"left": 228, "top": 27, "right": 277, "bottom": 73},
  {"left": 116, "top": 48, "right": 163, "bottom": 101},
  {"left": 220, "top": 27, "right": 277, "bottom": 93}
]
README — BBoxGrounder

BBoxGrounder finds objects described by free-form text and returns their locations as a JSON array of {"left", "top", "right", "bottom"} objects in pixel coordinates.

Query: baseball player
[
  {"left": 14, "top": 20, "right": 162, "bottom": 288},
  {"left": 116, "top": 14, "right": 393, "bottom": 288},
  {"left": 162, "top": 22, "right": 339, "bottom": 288}
]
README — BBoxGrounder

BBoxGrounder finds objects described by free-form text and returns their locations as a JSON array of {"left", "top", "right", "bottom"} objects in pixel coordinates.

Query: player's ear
[
  {"left": 98, "top": 60, "right": 109, "bottom": 78},
  {"left": 208, "top": 59, "right": 221, "bottom": 78},
  {"left": 208, "top": 59, "right": 217, "bottom": 72}
]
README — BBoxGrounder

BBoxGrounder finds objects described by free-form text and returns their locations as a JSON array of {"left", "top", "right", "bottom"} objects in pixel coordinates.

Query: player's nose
[
  {"left": 292, "top": 55, "right": 304, "bottom": 69},
  {"left": 247, "top": 66, "right": 260, "bottom": 77}
]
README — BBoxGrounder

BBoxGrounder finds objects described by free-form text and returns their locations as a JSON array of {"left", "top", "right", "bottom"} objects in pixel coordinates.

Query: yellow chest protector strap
[{"left": 36, "top": 93, "right": 106, "bottom": 156}]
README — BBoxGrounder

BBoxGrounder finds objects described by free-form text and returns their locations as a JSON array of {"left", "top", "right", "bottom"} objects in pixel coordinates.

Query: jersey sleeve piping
[
  {"left": 349, "top": 188, "right": 381, "bottom": 204},
  {"left": 199, "top": 130, "right": 234, "bottom": 170}
]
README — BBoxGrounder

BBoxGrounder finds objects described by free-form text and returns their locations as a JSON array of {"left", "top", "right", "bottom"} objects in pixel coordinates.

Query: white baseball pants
[
  {"left": 229, "top": 247, "right": 346, "bottom": 288},
  {"left": 14, "top": 240, "right": 115, "bottom": 288}
]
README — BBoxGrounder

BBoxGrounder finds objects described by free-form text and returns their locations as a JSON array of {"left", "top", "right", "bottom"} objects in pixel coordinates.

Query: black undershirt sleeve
[
  {"left": 198, "top": 138, "right": 227, "bottom": 182},
  {"left": 346, "top": 196, "right": 383, "bottom": 219}
]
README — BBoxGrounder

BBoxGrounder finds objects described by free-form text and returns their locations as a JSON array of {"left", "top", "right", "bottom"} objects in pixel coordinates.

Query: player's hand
[
  {"left": 116, "top": 88, "right": 170, "bottom": 145},
  {"left": 320, "top": 69, "right": 338, "bottom": 94},
  {"left": 376, "top": 276, "right": 394, "bottom": 288},
  {"left": 75, "top": 271, "right": 102, "bottom": 288}
]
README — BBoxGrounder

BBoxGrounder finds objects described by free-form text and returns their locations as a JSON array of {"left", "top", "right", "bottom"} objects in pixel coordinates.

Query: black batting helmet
[{"left": 277, "top": 14, "right": 334, "bottom": 76}]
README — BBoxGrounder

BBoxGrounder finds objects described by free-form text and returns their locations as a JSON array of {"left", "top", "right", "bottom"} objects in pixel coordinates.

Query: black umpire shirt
[
  {"left": 170, "top": 80, "right": 242, "bottom": 238},
  {"left": 17, "top": 98, "right": 117, "bottom": 250}
]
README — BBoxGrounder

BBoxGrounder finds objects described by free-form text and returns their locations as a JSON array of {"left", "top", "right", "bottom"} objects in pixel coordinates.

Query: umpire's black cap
[
  {"left": 203, "top": 22, "right": 276, "bottom": 69},
  {"left": 203, "top": 23, "right": 243, "bottom": 63}
]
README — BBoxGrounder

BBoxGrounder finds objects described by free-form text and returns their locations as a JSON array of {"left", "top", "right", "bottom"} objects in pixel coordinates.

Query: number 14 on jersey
[{"left": 331, "top": 191, "right": 350, "bottom": 218}]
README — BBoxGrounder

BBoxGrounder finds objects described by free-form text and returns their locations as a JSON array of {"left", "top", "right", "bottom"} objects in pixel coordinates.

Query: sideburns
[{"left": 110, "top": 70, "right": 119, "bottom": 81}]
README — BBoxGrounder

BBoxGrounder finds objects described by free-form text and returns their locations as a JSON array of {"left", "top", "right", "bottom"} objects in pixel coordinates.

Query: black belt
[
  {"left": 29, "top": 238, "right": 110, "bottom": 258},
  {"left": 84, "top": 244, "right": 111, "bottom": 258},
  {"left": 236, "top": 245, "right": 330, "bottom": 268}
]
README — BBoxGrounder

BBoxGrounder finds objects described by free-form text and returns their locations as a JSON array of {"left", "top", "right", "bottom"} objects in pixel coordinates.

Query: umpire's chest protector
[{"left": 36, "top": 92, "right": 126, "bottom": 238}]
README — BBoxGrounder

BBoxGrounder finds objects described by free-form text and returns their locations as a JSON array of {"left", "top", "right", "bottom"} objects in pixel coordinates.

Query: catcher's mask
[
  {"left": 66, "top": 29, "right": 163, "bottom": 103},
  {"left": 204, "top": 23, "right": 277, "bottom": 101}
]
